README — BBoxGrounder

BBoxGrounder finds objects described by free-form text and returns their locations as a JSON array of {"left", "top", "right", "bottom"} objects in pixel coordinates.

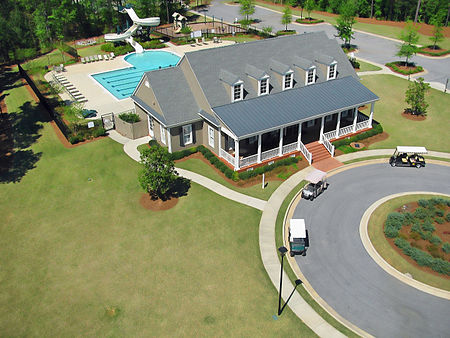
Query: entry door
[{"left": 148, "top": 115, "right": 154, "bottom": 138}]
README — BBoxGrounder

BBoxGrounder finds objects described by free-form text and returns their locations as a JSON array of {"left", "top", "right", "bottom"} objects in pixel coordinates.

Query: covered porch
[{"left": 217, "top": 102, "right": 375, "bottom": 171}]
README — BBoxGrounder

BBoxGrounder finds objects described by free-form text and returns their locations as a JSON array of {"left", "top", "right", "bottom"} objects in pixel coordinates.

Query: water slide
[{"left": 104, "top": 7, "right": 160, "bottom": 53}]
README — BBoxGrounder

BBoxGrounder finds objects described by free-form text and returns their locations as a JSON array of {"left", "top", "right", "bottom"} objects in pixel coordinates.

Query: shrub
[
  {"left": 414, "top": 207, "right": 429, "bottom": 220},
  {"left": 429, "top": 197, "right": 446, "bottom": 206},
  {"left": 442, "top": 242, "right": 450, "bottom": 254},
  {"left": 418, "top": 47, "right": 450, "bottom": 56},
  {"left": 430, "top": 235, "right": 442, "bottom": 245},
  {"left": 421, "top": 218, "right": 435, "bottom": 232},
  {"left": 409, "top": 232, "right": 421, "bottom": 240},
  {"left": 180, "top": 26, "right": 192, "bottom": 34},
  {"left": 434, "top": 209, "right": 444, "bottom": 217},
  {"left": 140, "top": 40, "right": 166, "bottom": 49},
  {"left": 446, "top": 213, "right": 450, "bottom": 222},
  {"left": 101, "top": 43, "right": 115, "bottom": 52},
  {"left": 276, "top": 30, "right": 296, "bottom": 36},
  {"left": 435, "top": 217, "right": 445, "bottom": 224},
  {"left": 119, "top": 112, "right": 141, "bottom": 123},
  {"left": 68, "top": 134, "right": 84, "bottom": 144},
  {"left": 418, "top": 199, "right": 429, "bottom": 208},
  {"left": 385, "top": 61, "right": 424, "bottom": 75},
  {"left": 349, "top": 58, "right": 360, "bottom": 69},
  {"left": 332, "top": 124, "right": 383, "bottom": 148},
  {"left": 398, "top": 233, "right": 408, "bottom": 240},
  {"left": 384, "top": 212, "right": 404, "bottom": 238},
  {"left": 93, "top": 127, "right": 107, "bottom": 138},
  {"left": 394, "top": 237, "right": 409, "bottom": 250},
  {"left": 403, "top": 212, "right": 414, "bottom": 225},
  {"left": 430, "top": 258, "right": 450, "bottom": 275}
]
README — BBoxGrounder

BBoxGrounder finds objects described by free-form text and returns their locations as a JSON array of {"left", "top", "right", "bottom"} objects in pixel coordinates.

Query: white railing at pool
[
  {"left": 220, "top": 148, "right": 235, "bottom": 165},
  {"left": 282, "top": 142, "right": 298, "bottom": 155}
]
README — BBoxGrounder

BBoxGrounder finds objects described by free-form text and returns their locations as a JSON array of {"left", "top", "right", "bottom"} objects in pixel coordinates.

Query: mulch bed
[
  {"left": 139, "top": 193, "right": 179, "bottom": 211},
  {"left": 384, "top": 201, "right": 450, "bottom": 280},
  {"left": 418, "top": 47, "right": 450, "bottom": 57},
  {"left": 334, "top": 132, "right": 390, "bottom": 156},
  {"left": 385, "top": 64, "right": 422, "bottom": 75},
  {"left": 176, "top": 151, "right": 309, "bottom": 188},
  {"left": 402, "top": 111, "right": 426, "bottom": 121}
]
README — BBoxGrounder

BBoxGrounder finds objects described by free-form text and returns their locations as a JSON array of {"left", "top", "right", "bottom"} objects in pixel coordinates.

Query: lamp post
[
  {"left": 279, "top": 279, "right": 303, "bottom": 315},
  {"left": 277, "top": 246, "right": 288, "bottom": 316}
]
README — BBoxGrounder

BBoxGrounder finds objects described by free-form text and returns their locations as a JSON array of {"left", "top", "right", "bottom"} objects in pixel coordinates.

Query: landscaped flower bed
[
  {"left": 295, "top": 18, "right": 324, "bottom": 24},
  {"left": 384, "top": 197, "right": 450, "bottom": 275},
  {"left": 418, "top": 46, "right": 450, "bottom": 57},
  {"left": 385, "top": 61, "right": 424, "bottom": 75}
]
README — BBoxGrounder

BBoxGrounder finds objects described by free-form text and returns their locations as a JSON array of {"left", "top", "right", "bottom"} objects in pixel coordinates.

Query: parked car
[
  {"left": 389, "top": 146, "right": 427, "bottom": 168},
  {"left": 81, "top": 109, "right": 97, "bottom": 118},
  {"left": 289, "top": 219, "right": 309, "bottom": 257},
  {"left": 302, "top": 169, "right": 328, "bottom": 200}
]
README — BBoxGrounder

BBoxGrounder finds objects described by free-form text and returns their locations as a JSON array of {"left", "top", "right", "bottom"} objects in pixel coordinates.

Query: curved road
[
  {"left": 292, "top": 163, "right": 450, "bottom": 337},
  {"left": 202, "top": 1, "right": 450, "bottom": 87}
]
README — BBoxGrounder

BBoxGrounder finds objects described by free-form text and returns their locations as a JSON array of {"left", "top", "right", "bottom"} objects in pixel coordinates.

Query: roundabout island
[{"left": 291, "top": 163, "right": 450, "bottom": 337}]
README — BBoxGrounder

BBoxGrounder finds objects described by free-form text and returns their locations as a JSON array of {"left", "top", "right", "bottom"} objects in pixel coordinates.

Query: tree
[
  {"left": 139, "top": 146, "right": 178, "bottom": 200},
  {"left": 239, "top": 0, "right": 255, "bottom": 22},
  {"left": 281, "top": 6, "right": 292, "bottom": 30},
  {"left": 405, "top": 77, "right": 430, "bottom": 116},
  {"left": 305, "top": 0, "right": 315, "bottom": 19},
  {"left": 429, "top": 15, "right": 444, "bottom": 49},
  {"left": 334, "top": 0, "right": 357, "bottom": 48},
  {"left": 397, "top": 22, "right": 419, "bottom": 66}
]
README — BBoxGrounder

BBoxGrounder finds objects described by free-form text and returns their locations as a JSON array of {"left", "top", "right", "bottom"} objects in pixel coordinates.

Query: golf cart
[
  {"left": 289, "top": 219, "right": 309, "bottom": 256},
  {"left": 301, "top": 169, "right": 328, "bottom": 200},
  {"left": 389, "top": 146, "right": 427, "bottom": 168}
]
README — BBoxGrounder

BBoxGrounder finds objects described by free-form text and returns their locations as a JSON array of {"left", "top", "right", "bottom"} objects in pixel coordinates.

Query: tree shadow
[
  {"left": 169, "top": 176, "right": 191, "bottom": 198},
  {"left": 0, "top": 101, "right": 45, "bottom": 183}
]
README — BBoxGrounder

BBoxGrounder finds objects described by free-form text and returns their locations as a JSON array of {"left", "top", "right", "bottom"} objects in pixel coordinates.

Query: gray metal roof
[
  {"left": 144, "top": 67, "right": 201, "bottom": 127},
  {"left": 212, "top": 76, "right": 379, "bottom": 138},
  {"left": 185, "top": 31, "right": 357, "bottom": 108}
]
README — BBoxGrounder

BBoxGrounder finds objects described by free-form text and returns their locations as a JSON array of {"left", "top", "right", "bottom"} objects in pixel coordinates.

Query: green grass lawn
[
  {"left": 368, "top": 194, "right": 450, "bottom": 291},
  {"left": 22, "top": 49, "right": 75, "bottom": 71},
  {"left": 356, "top": 59, "right": 382, "bottom": 72},
  {"left": 361, "top": 74, "right": 450, "bottom": 152},
  {"left": 77, "top": 44, "right": 107, "bottom": 58},
  {"left": 222, "top": 33, "right": 262, "bottom": 43},
  {"left": 254, "top": 1, "right": 450, "bottom": 50},
  {"left": 0, "top": 75, "right": 314, "bottom": 336},
  {"left": 175, "top": 158, "right": 283, "bottom": 200}
]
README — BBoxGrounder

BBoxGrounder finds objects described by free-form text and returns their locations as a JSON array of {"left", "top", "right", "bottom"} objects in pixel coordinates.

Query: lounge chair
[
  {"left": 195, "top": 38, "right": 202, "bottom": 46},
  {"left": 60, "top": 64, "right": 65, "bottom": 71},
  {"left": 103, "top": 54, "right": 109, "bottom": 61},
  {"left": 94, "top": 55, "right": 99, "bottom": 61},
  {"left": 190, "top": 41, "right": 196, "bottom": 47},
  {"left": 202, "top": 37, "right": 208, "bottom": 45},
  {"left": 213, "top": 36, "right": 218, "bottom": 43},
  {"left": 81, "top": 57, "right": 86, "bottom": 64},
  {"left": 89, "top": 56, "right": 94, "bottom": 62},
  {"left": 98, "top": 54, "right": 103, "bottom": 61},
  {"left": 110, "top": 52, "right": 115, "bottom": 59}
]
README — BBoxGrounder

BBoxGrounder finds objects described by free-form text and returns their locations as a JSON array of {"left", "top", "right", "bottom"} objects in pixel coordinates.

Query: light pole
[
  {"left": 277, "top": 246, "right": 288, "bottom": 316},
  {"left": 279, "top": 279, "right": 303, "bottom": 315}
]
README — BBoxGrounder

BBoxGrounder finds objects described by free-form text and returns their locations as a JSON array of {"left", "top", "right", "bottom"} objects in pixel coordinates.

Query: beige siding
[
  {"left": 271, "top": 72, "right": 283, "bottom": 89},
  {"left": 294, "top": 67, "right": 307, "bottom": 86},
  {"left": 202, "top": 123, "right": 219, "bottom": 154},
  {"left": 317, "top": 63, "right": 328, "bottom": 81},
  {"left": 134, "top": 75, "right": 164, "bottom": 116},
  {"left": 247, "top": 76, "right": 258, "bottom": 93},
  {"left": 170, "top": 121, "right": 204, "bottom": 152}
]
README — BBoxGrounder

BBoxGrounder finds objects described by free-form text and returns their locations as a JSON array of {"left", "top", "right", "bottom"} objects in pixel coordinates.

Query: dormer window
[
  {"left": 306, "top": 67, "right": 316, "bottom": 85},
  {"left": 259, "top": 77, "right": 269, "bottom": 96},
  {"left": 283, "top": 72, "right": 293, "bottom": 90},
  {"left": 233, "top": 83, "right": 243, "bottom": 102},
  {"left": 328, "top": 63, "right": 337, "bottom": 80}
]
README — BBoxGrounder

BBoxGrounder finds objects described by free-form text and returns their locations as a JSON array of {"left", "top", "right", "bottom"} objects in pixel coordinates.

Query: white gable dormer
[
  {"left": 232, "top": 80, "right": 244, "bottom": 102},
  {"left": 258, "top": 74, "right": 270, "bottom": 96},
  {"left": 305, "top": 66, "right": 316, "bottom": 85},
  {"left": 327, "top": 61, "right": 337, "bottom": 80},
  {"left": 283, "top": 70, "right": 294, "bottom": 90}
]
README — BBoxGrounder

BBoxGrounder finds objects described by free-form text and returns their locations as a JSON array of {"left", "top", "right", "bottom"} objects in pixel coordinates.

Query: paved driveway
[
  {"left": 201, "top": 1, "right": 450, "bottom": 86},
  {"left": 292, "top": 163, "right": 450, "bottom": 337}
]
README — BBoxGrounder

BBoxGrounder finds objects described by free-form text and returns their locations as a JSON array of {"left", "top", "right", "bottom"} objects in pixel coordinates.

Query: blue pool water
[{"left": 92, "top": 50, "right": 180, "bottom": 100}]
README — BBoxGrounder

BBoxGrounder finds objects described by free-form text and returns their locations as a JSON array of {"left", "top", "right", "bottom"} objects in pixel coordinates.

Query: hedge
[
  {"left": 295, "top": 18, "right": 324, "bottom": 24},
  {"left": 418, "top": 47, "right": 450, "bottom": 56},
  {"left": 332, "top": 124, "right": 383, "bottom": 148},
  {"left": 394, "top": 238, "right": 450, "bottom": 275},
  {"left": 385, "top": 62, "right": 424, "bottom": 75},
  {"left": 276, "top": 30, "right": 296, "bottom": 36},
  {"left": 118, "top": 112, "right": 140, "bottom": 123},
  {"left": 147, "top": 142, "right": 300, "bottom": 181},
  {"left": 384, "top": 212, "right": 404, "bottom": 238}
]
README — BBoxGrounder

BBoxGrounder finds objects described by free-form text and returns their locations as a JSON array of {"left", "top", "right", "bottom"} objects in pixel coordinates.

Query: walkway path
[
  {"left": 202, "top": 0, "right": 450, "bottom": 91},
  {"left": 113, "top": 130, "right": 450, "bottom": 336}
]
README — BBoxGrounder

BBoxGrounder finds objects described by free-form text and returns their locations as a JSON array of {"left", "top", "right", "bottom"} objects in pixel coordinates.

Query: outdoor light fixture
[{"left": 277, "top": 246, "right": 288, "bottom": 315}]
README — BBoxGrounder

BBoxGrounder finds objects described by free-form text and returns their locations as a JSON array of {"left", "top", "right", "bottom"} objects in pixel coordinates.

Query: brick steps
[{"left": 306, "top": 141, "right": 331, "bottom": 163}]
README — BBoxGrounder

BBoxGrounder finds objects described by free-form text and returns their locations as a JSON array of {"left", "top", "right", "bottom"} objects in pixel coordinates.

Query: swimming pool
[{"left": 92, "top": 50, "right": 180, "bottom": 100}]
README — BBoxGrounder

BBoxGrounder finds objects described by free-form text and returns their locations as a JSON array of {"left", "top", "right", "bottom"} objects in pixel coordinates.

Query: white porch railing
[
  {"left": 240, "top": 154, "right": 258, "bottom": 168},
  {"left": 261, "top": 148, "right": 279, "bottom": 161},
  {"left": 356, "top": 120, "right": 370, "bottom": 131},
  {"left": 320, "top": 134, "right": 335, "bottom": 157},
  {"left": 282, "top": 142, "right": 298, "bottom": 155},
  {"left": 298, "top": 141, "right": 312, "bottom": 164},
  {"left": 338, "top": 125, "right": 354, "bottom": 137},
  {"left": 220, "top": 148, "right": 235, "bottom": 165},
  {"left": 323, "top": 130, "right": 337, "bottom": 140}
]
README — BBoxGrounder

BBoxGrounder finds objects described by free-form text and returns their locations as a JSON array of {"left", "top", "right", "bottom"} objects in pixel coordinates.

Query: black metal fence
[{"left": 154, "top": 21, "right": 248, "bottom": 39}]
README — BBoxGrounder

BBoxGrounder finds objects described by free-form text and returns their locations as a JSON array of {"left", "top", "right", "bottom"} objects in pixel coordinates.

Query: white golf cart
[
  {"left": 389, "top": 146, "right": 427, "bottom": 168},
  {"left": 289, "top": 219, "right": 309, "bottom": 256},
  {"left": 301, "top": 169, "right": 328, "bottom": 200}
]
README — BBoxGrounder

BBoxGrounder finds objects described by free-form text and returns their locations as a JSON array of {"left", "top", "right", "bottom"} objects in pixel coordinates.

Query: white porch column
[
  {"left": 279, "top": 127, "right": 284, "bottom": 156},
  {"left": 218, "top": 127, "right": 222, "bottom": 156},
  {"left": 335, "top": 111, "right": 341, "bottom": 137},
  {"left": 257, "top": 134, "right": 262, "bottom": 163},
  {"left": 319, "top": 116, "right": 325, "bottom": 141},
  {"left": 369, "top": 102, "right": 374, "bottom": 127},
  {"left": 297, "top": 122, "right": 302, "bottom": 150},
  {"left": 352, "top": 107, "right": 358, "bottom": 132},
  {"left": 167, "top": 128, "right": 172, "bottom": 153},
  {"left": 234, "top": 138, "right": 239, "bottom": 170}
]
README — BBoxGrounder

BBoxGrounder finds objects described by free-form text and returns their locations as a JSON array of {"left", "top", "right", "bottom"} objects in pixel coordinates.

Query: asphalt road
[
  {"left": 292, "top": 163, "right": 450, "bottom": 337},
  {"left": 201, "top": 1, "right": 450, "bottom": 86}
]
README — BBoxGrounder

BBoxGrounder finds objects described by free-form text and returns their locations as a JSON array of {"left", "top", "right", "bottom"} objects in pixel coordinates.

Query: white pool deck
[{"left": 44, "top": 40, "right": 235, "bottom": 115}]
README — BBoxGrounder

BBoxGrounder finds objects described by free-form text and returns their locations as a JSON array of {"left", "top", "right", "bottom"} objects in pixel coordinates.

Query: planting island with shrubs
[{"left": 383, "top": 197, "right": 450, "bottom": 276}]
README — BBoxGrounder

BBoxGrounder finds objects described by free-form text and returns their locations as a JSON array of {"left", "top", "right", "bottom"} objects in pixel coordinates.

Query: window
[
  {"left": 208, "top": 126, "right": 214, "bottom": 147},
  {"left": 328, "top": 63, "right": 337, "bottom": 80},
  {"left": 325, "top": 115, "right": 333, "bottom": 122},
  {"left": 306, "top": 120, "right": 315, "bottom": 127},
  {"left": 283, "top": 73, "right": 293, "bottom": 90},
  {"left": 233, "top": 83, "right": 243, "bottom": 102},
  {"left": 160, "top": 124, "right": 166, "bottom": 144},
  {"left": 182, "top": 124, "right": 193, "bottom": 145},
  {"left": 148, "top": 116, "right": 154, "bottom": 131},
  {"left": 259, "top": 78, "right": 269, "bottom": 96},
  {"left": 306, "top": 68, "right": 315, "bottom": 85}
]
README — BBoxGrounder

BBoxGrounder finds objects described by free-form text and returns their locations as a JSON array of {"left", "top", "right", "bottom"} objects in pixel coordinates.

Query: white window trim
[
  {"left": 182, "top": 124, "right": 193, "bottom": 145},
  {"left": 160, "top": 124, "right": 166, "bottom": 144},
  {"left": 327, "top": 62, "right": 337, "bottom": 81},
  {"left": 283, "top": 71, "right": 294, "bottom": 90},
  {"left": 232, "top": 81, "right": 243, "bottom": 102},
  {"left": 305, "top": 67, "right": 316, "bottom": 85},
  {"left": 258, "top": 75, "right": 270, "bottom": 96},
  {"left": 208, "top": 125, "right": 215, "bottom": 147}
]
